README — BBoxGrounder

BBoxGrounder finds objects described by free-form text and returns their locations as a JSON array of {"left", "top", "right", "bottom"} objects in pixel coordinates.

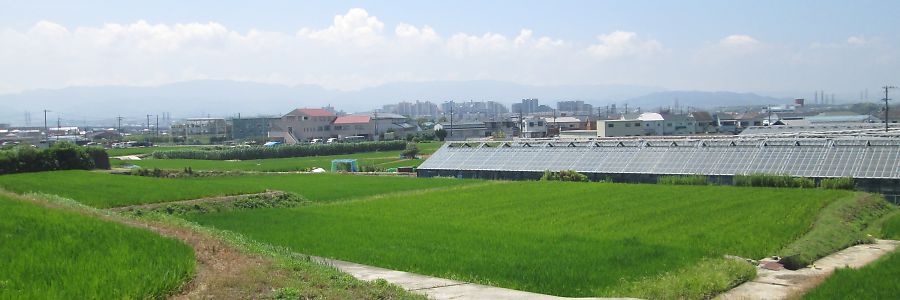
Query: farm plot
[
  {"left": 802, "top": 212, "right": 900, "bottom": 299},
  {"left": 0, "top": 194, "right": 194, "bottom": 299},
  {"left": 188, "top": 181, "right": 853, "bottom": 298},
  {"left": 0, "top": 170, "right": 474, "bottom": 208},
  {"left": 111, "top": 152, "right": 417, "bottom": 171},
  {"left": 109, "top": 142, "right": 442, "bottom": 172}
]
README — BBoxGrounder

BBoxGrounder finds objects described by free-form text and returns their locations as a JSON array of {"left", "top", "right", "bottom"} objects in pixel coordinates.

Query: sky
[{"left": 0, "top": 0, "right": 898, "bottom": 97}]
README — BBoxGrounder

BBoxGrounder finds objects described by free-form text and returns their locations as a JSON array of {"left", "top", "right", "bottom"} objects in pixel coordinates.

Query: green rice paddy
[
  {"left": 0, "top": 194, "right": 195, "bottom": 299},
  {"left": 187, "top": 181, "right": 852, "bottom": 297},
  {"left": 0, "top": 170, "right": 474, "bottom": 208}
]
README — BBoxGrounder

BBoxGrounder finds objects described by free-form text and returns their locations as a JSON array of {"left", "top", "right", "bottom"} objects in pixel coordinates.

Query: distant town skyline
[{"left": 1, "top": 0, "right": 898, "bottom": 96}]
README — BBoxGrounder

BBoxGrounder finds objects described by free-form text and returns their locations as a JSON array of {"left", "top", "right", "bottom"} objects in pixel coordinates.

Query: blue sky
[{"left": 0, "top": 0, "right": 897, "bottom": 96}]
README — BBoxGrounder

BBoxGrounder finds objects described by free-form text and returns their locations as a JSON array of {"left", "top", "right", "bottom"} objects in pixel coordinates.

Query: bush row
[
  {"left": 657, "top": 174, "right": 855, "bottom": 190},
  {"left": 151, "top": 140, "right": 407, "bottom": 160},
  {"left": 0, "top": 142, "right": 110, "bottom": 175}
]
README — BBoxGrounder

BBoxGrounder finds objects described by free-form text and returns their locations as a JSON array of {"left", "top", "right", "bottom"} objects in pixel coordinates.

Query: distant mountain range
[{"left": 0, "top": 80, "right": 793, "bottom": 125}]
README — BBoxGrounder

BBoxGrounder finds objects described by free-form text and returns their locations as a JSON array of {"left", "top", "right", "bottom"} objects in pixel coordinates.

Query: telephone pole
[
  {"left": 146, "top": 114, "right": 152, "bottom": 142},
  {"left": 883, "top": 86, "right": 896, "bottom": 132},
  {"left": 116, "top": 116, "right": 124, "bottom": 133}
]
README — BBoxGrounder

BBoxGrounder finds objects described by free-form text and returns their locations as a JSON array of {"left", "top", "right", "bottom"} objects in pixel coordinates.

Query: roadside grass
[
  {"left": 879, "top": 211, "right": 900, "bottom": 239},
  {"left": 777, "top": 193, "right": 895, "bottom": 269},
  {"left": 0, "top": 193, "right": 194, "bottom": 299},
  {"left": 801, "top": 251, "right": 900, "bottom": 300},
  {"left": 0, "top": 170, "right": 474, "bottom": 208},
  {"left": 801, "top": 212, "right": 900, "bottom": 300},
  {"left": 187, "top": 182, "right": 850, "bottom": 298}
]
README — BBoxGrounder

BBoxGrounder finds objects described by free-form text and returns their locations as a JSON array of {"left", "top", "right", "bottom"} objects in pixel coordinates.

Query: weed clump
[
  {"left": 734, "top": 174, "right": 815, "bottom": 188},
  {"left": 658, "top": 175, "right": 709, "bottom": 185},
  {"left": 541, "top": 170, "right": 588, "bottom": 182}
]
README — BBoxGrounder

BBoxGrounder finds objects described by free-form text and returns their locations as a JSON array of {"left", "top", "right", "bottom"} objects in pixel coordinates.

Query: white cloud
[
  {"left": 298, "top": 8, "right": 385, "bottom": 46},
  {"left": 0, "top": 8, "right": 895, "bottom": 95},
  {"left": 586, "top": 31, "right": 663, "bottom": 60},
  {"left": 719, "top": 34, "right": 759, "bottom": 47}
]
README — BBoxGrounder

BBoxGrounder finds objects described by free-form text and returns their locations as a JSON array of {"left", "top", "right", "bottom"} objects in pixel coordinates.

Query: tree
[
  {"left": 401, "top": 143, "right": 419, "bottom": 159},
  {"left": 435, "top": 129, "right": 448, "bottom": 141}
]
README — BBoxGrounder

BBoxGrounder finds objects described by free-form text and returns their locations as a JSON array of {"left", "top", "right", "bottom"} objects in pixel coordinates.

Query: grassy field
[
  {"left": 802, "top": 212, "right": 900, "bottom": 299},
  {"left": 188, "top": 181, "right": 851, "bottom": 298},
  {"left": 0, "top": 194, "right": 194, "bottom": 299},
  {"left": 0, "top": 170, "right": 472, "bottom": 208},
  {"left": 109, "top": 142, "right": 442, "bottom": 171}
]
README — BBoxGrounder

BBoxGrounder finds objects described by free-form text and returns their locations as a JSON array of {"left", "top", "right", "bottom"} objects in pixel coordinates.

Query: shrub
[
  {"left": 0, "top": 143, "right": 108, "bottom": 175},
  {"left": 658, "top": 175, "right": 709, "bottom": 185},
  {"left": 541, "top": 170, "right": 588, "bottom": 182},
  {"left": 733, "top": 174, "right": 815, "bottom": 188},
  {"left": 151, "top": 141, "right": 406, "bottom": 160},
  {"left": 820, "top": 177, "right": 854, "bottom": 190},
  {"left": 401, "top": 143, "right": 419, "bottom": 159},
  {"left": 434, "top": 129, "right": 448, "bottom": 141}
]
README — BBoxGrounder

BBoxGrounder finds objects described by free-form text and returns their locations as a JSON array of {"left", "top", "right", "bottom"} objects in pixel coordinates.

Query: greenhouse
[{"left": 417, "top": 138, "right": 900, "bottom": 198}]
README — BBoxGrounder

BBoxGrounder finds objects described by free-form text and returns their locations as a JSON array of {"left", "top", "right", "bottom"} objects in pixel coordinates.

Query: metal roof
[{"left": 418, "top": 137, "right": 900, "bottom": 179}]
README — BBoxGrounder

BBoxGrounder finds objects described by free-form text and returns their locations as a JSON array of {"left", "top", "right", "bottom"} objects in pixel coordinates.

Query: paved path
[
  {"left": 312, "top": 256, "right": 637, "bottom": 300},
  {"left": 716, "top": 239, "right": 899, "bottom": 300}
]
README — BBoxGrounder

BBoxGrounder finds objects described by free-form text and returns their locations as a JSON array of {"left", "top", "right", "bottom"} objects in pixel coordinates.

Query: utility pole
[
  {"left": 116, "top": 116, "right": 124, "bottom": 133},
  {"left": 56, "top": 116, "right": 60, "bottom": 141},
  {"left": 43, "top": 109, "right": 51, "bottom": 141},
  {"left": 146, "top": 114, "right": 152, "bottom": 143},
  {"left": 449, "top": 103, "right": 454, "bottom": 137},
  {"left": 883, "top": 85, "right": 896, "bottom": 132},
  {"left": 155, "top": 114, "right": 159, "bottom": 139}
]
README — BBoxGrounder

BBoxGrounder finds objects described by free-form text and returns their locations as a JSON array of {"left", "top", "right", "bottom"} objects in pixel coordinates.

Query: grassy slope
[
  {"left": 109, "top": 142, "right": 442, "bottom": 171},
  {"left": 0, "top": 170, "right": 473, "bottom": 208},
  {"left": 188, "top": 182, "right": 849, "bottom": 297},
  {"left": 0, "top": 194, "right": 194, "bottom": 299},
  {"left": 802, "top": 212, "right": 900, "bottom": 300}
]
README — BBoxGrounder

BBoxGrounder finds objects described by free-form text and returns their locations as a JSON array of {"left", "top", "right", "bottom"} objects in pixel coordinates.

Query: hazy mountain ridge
[{"left": 0, "top": 80, "right": 793, "bottom": 125}]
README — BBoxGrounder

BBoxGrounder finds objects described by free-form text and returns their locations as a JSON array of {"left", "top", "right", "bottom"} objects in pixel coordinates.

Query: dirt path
[{"left": 716, "top": 239, "right": 899, "bottom": 300}]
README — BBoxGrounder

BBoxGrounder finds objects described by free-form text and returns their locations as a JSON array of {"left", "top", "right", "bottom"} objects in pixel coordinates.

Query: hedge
[
  {"left": 0, "top": 142, "right": 110, "bottom": 175},
  {"left": 151, "top": 141, "right": 407, "bottom": 160}
]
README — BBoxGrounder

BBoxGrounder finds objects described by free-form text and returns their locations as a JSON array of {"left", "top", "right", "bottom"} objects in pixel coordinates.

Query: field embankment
[{"left": 801, "top": 211, "right": 900, "bottom": 299}]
